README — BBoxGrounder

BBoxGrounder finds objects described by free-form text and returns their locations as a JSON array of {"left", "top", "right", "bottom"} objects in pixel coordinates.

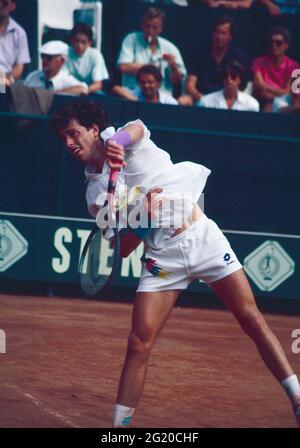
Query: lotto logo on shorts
[{"left": 0, "top": 329, "right": 6, "bottom": 354}]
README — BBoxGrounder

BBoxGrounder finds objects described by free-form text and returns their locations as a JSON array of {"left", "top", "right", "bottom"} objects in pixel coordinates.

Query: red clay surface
[{"left": 0, "top": 293, "right": 299, "bottom": 428}]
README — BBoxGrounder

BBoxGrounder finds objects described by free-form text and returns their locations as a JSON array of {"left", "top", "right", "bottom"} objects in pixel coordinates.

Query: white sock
[
  {"left": 112, "top": 403, "right": 135, "bottom": 428},
  {"left": 281, "top": 374, "right": 300, "bottom": 406}
]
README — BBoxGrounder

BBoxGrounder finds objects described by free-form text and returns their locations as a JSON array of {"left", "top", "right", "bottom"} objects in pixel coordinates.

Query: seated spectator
[
  {"left": 252, "top": 27, "right": 300, "bottom": 112},
  {"left": 116, "top": 7, "right": 186, "bottom": 97},
  {"left": 0, "top": 0, "right": 31, "bottom": 86},
  {"left": 112, "top": 64, "right": 178, "bottom": 104},
  {"left": 203, "top": 0, "right": 253, "bottom": 9},
  {"left": 24, "top": 41, "right": 88, "bottom": 95},
  {"left": 184, "top": 16, "right": 248, "bottom": 105},
  {"left": 65, "top": 22, "right": 109, "bottom": 94},
  {"left": 198, "top": 60, "right": 259, "bottom": 111}
]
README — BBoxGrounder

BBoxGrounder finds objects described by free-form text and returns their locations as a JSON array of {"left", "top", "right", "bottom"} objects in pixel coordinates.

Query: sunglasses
[{"left": 269, "top": 39, "right": 285, "bottom": 47}]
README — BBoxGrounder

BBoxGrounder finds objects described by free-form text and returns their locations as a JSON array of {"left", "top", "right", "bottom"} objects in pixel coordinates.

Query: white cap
[{"left": 39, "top": 40, "right": 69, "bottom": 57}]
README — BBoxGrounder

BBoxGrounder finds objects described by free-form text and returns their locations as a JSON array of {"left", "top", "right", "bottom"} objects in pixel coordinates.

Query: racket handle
[{"left": 108, "top": 168, "right": 119, "bottom": 194}]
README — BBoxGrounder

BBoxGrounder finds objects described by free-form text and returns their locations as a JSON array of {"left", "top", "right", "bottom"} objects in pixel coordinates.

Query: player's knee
[
  {"left": 127, "top": 333, "right": 153, "bottom": 360},
  {"left": 237, "top": 306, "right": 267, "bottom": 338}
]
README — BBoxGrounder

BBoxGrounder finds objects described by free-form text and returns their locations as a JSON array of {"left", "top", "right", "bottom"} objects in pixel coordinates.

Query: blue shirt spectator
[
  {"left": 0, "top": 0, "right": 31, "bottom": 85},
  {"left": 65, "top": 22, "right": 109, "bottom": 94}
]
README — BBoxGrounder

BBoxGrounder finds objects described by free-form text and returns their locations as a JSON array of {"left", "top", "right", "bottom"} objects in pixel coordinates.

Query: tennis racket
[{"left": 78, "top": 168, "right": 120, "bottom": 296}]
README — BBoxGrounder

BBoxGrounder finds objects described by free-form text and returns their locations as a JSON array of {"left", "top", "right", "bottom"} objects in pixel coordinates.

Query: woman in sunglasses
[
  {"left": 252, "top": 26, "right": 300, "bottom": 112},
  {"left": 197, "top": 60, "right": 259, "bottom": 111}
]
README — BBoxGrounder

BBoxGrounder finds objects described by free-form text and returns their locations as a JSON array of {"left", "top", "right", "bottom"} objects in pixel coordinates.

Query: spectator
[
  {"left": 116, "top": 7, "right": 186, "bottom": 97},
  {"left": 198, "top": 60, "right": 259, "bottom": 111},
  {"left": 184, "top": 16, "right": 248, "bottom": 105},
  {"left": 252, "top": 26, "right": 300, "bottom": 112},
  {"left": 0, "top": 0, "right": 31, "bottom": 86},
  {"left": 65, "top": 22, "right": 109, "bottom": 94},
  {"left": 204, "top": 0, "right": 253, "bottom": 9},
  {"left": 24, "top": 41, "right": 88, "bottom": 95},
  {"left": 112, "top": 64, "right": 178, "bottom": 104}
]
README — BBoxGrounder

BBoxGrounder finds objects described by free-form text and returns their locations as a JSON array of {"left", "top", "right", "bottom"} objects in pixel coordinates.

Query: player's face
[
  {"left": 60, "top": 119, "right": 100, "bottom": 163},
  {"left": 141, "top": 17, "right": 163, "bottom": 42},
  {"left": 138, "top": 73, "right": 160, "bottom": 100},
  {"left": 71, "top": 33, "right": 91, "bottom": 56},
  {"left": 212, "top": 23, "right": 232, "bottom": 48}
]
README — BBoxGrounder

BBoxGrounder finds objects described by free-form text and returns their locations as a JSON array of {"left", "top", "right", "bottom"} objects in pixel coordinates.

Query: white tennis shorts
[{"left": 137, "top": 213, "right": 243, "bottom": 292}]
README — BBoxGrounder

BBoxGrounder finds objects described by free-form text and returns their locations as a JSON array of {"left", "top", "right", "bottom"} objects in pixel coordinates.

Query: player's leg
[
  {"left": 210, "top": 268, "right": 300, "bottom": 423},
  {"left": 113, "top": 289, "right": 181, "bottom": 428}
]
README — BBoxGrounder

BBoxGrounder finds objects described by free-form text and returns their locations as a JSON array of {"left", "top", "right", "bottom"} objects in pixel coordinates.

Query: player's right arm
[{"left": 105, "top": 123, "right": 145, "bottom": 169}]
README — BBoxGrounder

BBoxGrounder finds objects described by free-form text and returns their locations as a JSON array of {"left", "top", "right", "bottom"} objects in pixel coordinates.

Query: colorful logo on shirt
[{"left": 141, "top": 255, "right": 170, "bottom": 279}]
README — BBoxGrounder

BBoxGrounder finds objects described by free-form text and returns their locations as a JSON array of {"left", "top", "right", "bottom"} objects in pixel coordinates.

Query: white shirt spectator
[
  {"left": 0, "top": 17, "right": 31, "bottom": 74},
  {"left": 198, "top": 89, "right": 260, "bottom": 112},
  {"left": 24, "top": 67, "right": 88, "bottom": 91}
]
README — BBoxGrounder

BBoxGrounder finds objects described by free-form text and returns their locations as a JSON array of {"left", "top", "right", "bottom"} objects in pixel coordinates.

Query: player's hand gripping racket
[{"left": 78, "top": 169, "right": 120, "bottom": 296}]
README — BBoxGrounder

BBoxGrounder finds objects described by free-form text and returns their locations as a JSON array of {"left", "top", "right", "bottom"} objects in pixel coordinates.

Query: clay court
[{"left": 0, "top": 293, "right": 299, "bottom": 428}]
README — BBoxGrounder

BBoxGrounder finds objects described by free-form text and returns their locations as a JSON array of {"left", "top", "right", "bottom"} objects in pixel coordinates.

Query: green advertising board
[{"left": 0, "top": 212, "right": 298, "bottom": 300}]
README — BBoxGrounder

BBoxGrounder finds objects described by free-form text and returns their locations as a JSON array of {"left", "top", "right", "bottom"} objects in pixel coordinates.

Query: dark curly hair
[{"left": 50, "top": 100, "right": 112, "bottom": 136}]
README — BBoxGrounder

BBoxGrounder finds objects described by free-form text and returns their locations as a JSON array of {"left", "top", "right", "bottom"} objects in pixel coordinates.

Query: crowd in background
[{"left": 0, "top": 0, "right": 300, "bottom": 113}]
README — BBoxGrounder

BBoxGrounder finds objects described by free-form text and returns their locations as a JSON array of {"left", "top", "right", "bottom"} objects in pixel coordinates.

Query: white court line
[{"left": 5, "top": 384, "right": 82, "bottom": 428}]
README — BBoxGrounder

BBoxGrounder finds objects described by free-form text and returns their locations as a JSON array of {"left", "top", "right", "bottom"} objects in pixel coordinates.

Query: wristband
[{"left": 111, "top": 130, "right": 132, "bottom": 147}]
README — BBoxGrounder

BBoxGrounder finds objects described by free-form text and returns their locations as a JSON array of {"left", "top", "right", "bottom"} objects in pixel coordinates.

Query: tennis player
[{"left": 51, "top": 100, "right": 300, "bottom": 428}]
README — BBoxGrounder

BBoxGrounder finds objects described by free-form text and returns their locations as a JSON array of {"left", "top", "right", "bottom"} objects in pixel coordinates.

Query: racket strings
[{"left": 79, "top": 230, "right": 112, "bottom": 295}]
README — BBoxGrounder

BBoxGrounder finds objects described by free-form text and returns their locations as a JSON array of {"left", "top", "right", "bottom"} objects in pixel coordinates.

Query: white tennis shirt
[{"left": 85, "top": 120, "right": 211, "bottom": 249}]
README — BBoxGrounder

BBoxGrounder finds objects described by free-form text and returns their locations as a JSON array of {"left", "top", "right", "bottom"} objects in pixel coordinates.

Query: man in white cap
[{"left": 24, "top": 40, "right": 88, "bottom": 95}]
